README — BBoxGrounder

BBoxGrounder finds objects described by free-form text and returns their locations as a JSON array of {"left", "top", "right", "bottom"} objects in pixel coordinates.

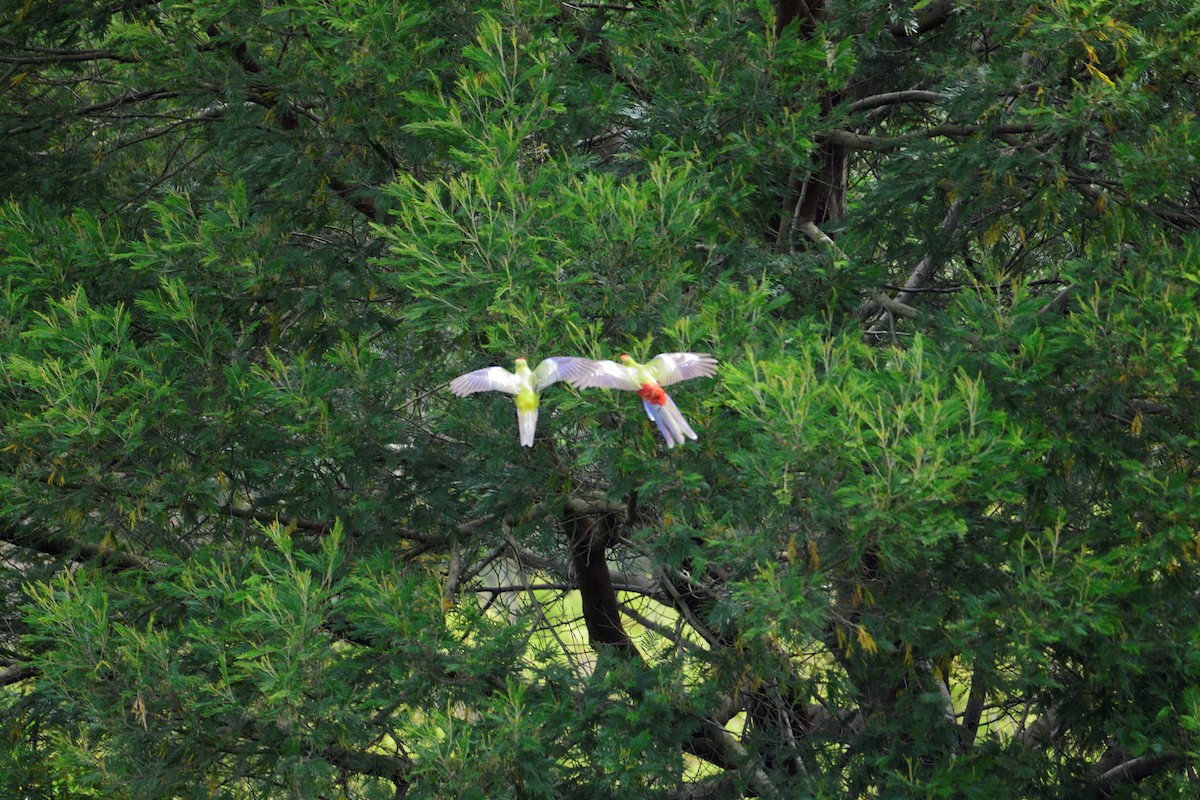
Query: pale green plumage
[{"left": 450, "top": 356, "right": 592, "bottom": 447}]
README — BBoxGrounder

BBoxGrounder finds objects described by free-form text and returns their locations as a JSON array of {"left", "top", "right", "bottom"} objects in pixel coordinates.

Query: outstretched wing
[
  {"left": 532, "top": 357, "right": 597, "bottom": 392},
  {"left": 647, "top": 353, "right": 718, "bottom": 386},
  {"left": 569, "top": 359, "right": 642, "bottom": 391},
  {"left": 449, "top": 366, "right": 521, "bottom": 396}
]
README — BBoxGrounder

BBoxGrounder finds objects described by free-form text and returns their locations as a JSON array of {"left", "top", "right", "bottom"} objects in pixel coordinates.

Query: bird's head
[
  {"left": 514, "top": 357, "right": 527, "bottom": 365},
  {"left": 619, "top": 354, "right": 633, "bottom": 365}
]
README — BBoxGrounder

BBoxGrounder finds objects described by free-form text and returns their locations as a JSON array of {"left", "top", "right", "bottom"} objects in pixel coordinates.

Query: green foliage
[{"left": 2, "top": 0, "right": 1199, "bottom": 797}]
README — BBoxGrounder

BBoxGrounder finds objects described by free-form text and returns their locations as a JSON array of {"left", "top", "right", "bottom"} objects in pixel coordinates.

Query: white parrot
[
  {"left": 449, "top": 357, "right": 592, "bottom": 447},
  {"left": 571, "top": 353, "right": 718, "bottom": 448}
]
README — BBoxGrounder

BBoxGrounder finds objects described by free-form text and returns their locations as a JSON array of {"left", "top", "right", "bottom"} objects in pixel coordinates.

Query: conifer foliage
[{"left": 2, "top": 1, "right": 1199, "bottom": 797}]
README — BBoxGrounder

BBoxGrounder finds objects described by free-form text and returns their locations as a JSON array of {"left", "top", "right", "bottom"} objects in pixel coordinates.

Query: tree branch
[
  {"left": 1, "top": 519, "right": 146, "bottom": 571},
  {"left": 706, "top": 722, "right": 781, "bottom": 800},
  {"left": 867, "top": 291, "right": 920, "bottom": 319},
  {"left": 619, "top": 601, "right": 706, "bottom": 656},
  {"left": 0, "top": 664, "right": 36, "bottom": 686},
  {"left": 860, "top": 197, "right": 964, "bottom": 322},
  {"left": 847, "top": 91, "right": 947, "bottom": 113},
  {"left": 1071, "top": 178, "right": 1199, "bottom": 230},
  {"left": 826, "top": 122, "right": 1036, "bottom": 152},
  {"left": 0, "top": 46, "right": 139, "bottom": 65},
  {"left": 888, "top": 199, "right": 963, "bottom": 306},
  {"left": 1091, "top": 753, "right": 1181, "bottom": 796},
  {"left": 564, "top": 504, "right": 638, "bottom": 656},
  {"left": 73, "top": 89, "right": 181, "bottom": 117},
  {"left": 796, "top": 219, "right": 848, "bottom": 261},
  {"left": 960, "top": 664, "right": 986, "bottom": 747},
  {"left": 562, "top": 1, "right": 635, "bottom": 10},
  {"left": 212, "top": 502, "right": 435, "bottom": 547}
]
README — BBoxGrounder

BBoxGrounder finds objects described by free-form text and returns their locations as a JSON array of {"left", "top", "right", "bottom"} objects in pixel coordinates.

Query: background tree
[{"left": 2, "top": 0, "right": 1199, "bottom": 797}]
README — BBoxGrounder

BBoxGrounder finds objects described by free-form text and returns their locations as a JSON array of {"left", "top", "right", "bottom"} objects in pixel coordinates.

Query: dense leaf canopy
[{"left": 2, "top": 0, "right": 1199, "bottom": 797}]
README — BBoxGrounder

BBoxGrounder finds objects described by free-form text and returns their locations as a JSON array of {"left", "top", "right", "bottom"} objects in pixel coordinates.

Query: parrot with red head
[{"left": 571, "top": 353, "right": 718, "bottom": 448}]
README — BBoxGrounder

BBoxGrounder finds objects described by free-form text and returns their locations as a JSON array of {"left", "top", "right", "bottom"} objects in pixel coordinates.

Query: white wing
[
  {"left": 569, "top": 359, "right": 642, "bottom": 391},
  {"left": 647, "top": 353, "right": 718, "bottom": 386},
  {"left": 449, "top": 366, "right": 522, "bottom": 396},
  {"left": 532, "top": 357, "right": 597, "bottom": 392}
]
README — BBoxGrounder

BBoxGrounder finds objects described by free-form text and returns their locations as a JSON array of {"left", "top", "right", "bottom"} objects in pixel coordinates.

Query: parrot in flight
[
  {"left": 571, "top": 353, "right": 718, "bottom": 448},
  {"left": 449, "top": 357, "right": 592, "bottom": 447}
]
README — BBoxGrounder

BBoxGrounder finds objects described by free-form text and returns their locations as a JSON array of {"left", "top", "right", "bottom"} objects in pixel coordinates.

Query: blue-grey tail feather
[
  {"left": 642, "top": 399, "right": 677, "bottom": 447},
  {"left": 663, "top": 394, "right": 697, "bottom": 441},
  {"left": 643, "top": 398, "right": 693, "bottom": 448}
]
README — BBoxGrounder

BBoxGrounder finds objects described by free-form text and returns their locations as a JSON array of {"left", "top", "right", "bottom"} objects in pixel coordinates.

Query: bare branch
[
  {"left": 882, "top": 277, "right": 1067, "bottom": 294},
  {"left": 660, "top": 573, "right": 722, "bottom": 649},
  {"left": 458, "top": 541, "right": 510, "bottom": 587},
  {"left": 442, "top": 540, "right": 463, "bottom": 605},
  {"left": 847, "top": 91, "right": 947, "bottom": 113},
  {"left": 0, "top": 46, "right": 139, "bottom": 65},
  {"left": 505, "top": 526, "right": 587, "bottom": 674},
  {"left": 706, "top": 722, "right": 782, "bottom": 800},
  {"left": 867, "top": 291, "right": 920, "bottom": 320},
  {"left": 796, "top": 219, "right": 848, "bottom": 261},
  {"left": 960, "top": 664, "right": 987, "bottom": 746},
  {"left": 1038, "top": 283, "right": 1075, "bottom": 315},
  {"left": 827, "top": 123, "right": 1037, "bottom": 152},
  {"left": 1072, "top": 178, "right": 1199, "bottom": 230},
  {"left": 1016, "top": 706, "right": 1060, "bottom": 749},
  {"left": 619, "top": 601, "right": 706, "bottom": 656},
  {"left": 860, "top": 197, "right": 964, "bottom": 322},
  {"left": 215, "top": 502, "right": 434, "bottom": 545},
  {"left": 0, "top": 664, "right": 36, "bottom": 686},
  {"left": 1093, "top": 753, "right": 1180, "bottom": 789},
  {"left": 74, "top": 89, "right": 181, "bottom": 117},
  {"left": 1, "top": 519, "right": 146, "bottom": 571},
  {"left": 562, "top": 1, "right": 635, "bottom": 10},
  {"left": 890, "top": 198, "right": 965, "bottom": 306}
]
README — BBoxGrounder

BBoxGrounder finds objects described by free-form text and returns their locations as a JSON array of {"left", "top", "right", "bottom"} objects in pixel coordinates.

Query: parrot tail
[
  {"left": 661, "top": 394, "right": 698, "bottom": 442},
  {"left": 643, "top": 395, "right": 697, "bottom": 449},
  {"left": 517, "top": 408, "right": 538, "bottom": 448},
  {"left": 643, "top": 399, "right": 677, "bottom": 448}
]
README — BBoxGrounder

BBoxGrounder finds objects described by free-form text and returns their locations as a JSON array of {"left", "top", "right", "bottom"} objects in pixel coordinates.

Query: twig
[
  {"left": 619, "top": 601, "right": 706, "bottom": 656},
  {"left": 505, "top": 527, "right": 586, "bottom": 675}
]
